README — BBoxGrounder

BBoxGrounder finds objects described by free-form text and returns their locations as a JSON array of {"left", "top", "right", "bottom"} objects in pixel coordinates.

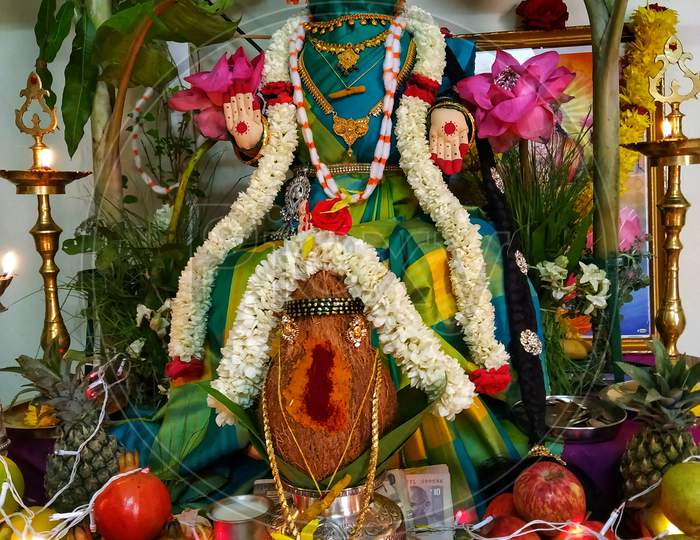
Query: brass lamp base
[
  {"left": 0, "top": 169, "right": 90, "bottom": 352},
  {"left": 626, "top": 138, "right": 700, "bottom": 167}
]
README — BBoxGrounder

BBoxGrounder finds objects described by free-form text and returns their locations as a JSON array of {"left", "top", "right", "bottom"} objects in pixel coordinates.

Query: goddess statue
[{"left": 154, "top": 0, "right": 550, "bottom": 516}]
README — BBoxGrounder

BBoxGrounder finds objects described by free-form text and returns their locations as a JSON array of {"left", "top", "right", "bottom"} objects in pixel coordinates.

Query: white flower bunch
[
  {"left": 210, "top": 230, "right": 475, "bottom": 426},
  {"left": 534, "top": 257, "right": 610, "bottom": 316}
]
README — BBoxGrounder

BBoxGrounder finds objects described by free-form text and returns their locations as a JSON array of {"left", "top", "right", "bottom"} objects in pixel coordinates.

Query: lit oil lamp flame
[
  {"left": 38, "top": 147, "right": 54, "bottom": 169},
  {"left": 662, "top": 119, "right": 673, "bottom": 139},
  {"left": 1, "top": 251, "right": 17, "bottom": 276}
]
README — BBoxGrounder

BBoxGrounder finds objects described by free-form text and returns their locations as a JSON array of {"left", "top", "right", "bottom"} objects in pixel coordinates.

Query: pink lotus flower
[
  {"left": 169, "top": 48, "right": 264, "bottom": 140},
  {"left": 456, "top": 50, "right": 575, "bottom": 152},
  {"left": 586, "top": 207, "right": 644, "bottom": 252}
]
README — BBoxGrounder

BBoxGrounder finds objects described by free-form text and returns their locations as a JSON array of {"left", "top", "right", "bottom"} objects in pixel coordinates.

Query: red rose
[
  {"left": 516, "top": 0, "right": 569, "bottom": 31},
  {"left": 469, "top": 365, "right": 512, "bottom": 395},
  {"left": 165, "top": 356, "right": 204, "bottom": 380},
  {"left": 311, "top": 198, "right": 352, "bottom": 236}
]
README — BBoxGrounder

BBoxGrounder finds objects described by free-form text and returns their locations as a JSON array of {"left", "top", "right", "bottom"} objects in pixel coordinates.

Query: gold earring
[
  {"left": 280, "top": 313, "right": 299, "bottom": 343},
  {"left": 346, "top": 315, "right": 367, "bottom": 349}
]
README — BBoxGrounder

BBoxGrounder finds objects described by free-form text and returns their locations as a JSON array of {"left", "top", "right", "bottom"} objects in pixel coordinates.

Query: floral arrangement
[
  {"left": 619, "top": 4, "right": 678, "bottom": 191},
  {"left": 169, "top": 48, "right": 265, "bottom": 140},
  {"left": 516, "top": 0, "right": 569, "bottom": 31},
  {"left": 535, "top": 256, "right": 611, "bottom": 317},
  {"left": 169, "top": 7, "right": 510, "bottom": 378},
  {"left": 456, "top": 50, "right": 575, "bottom": 152},
  {"left": 211, "top": 229, "right": 476, "bottom": 423}
]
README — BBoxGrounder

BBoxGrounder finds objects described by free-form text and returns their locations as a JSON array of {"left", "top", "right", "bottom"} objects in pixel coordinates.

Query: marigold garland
[{"left": 619, "top": 3, "right": 677, "bottom": 191}]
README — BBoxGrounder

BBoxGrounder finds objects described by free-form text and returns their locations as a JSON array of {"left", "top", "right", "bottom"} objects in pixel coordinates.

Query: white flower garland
[
  {"left": 169, "top": 6, "right": 509, "bottom": 372},
  {"left": 210, "top": 229, "right": 475, "bottom": 425}
]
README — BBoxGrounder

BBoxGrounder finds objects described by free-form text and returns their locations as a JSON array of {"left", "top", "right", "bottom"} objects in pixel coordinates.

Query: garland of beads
[
  {"left": 289, "top": 17, "right": 406, "bottom": 203},
  {"left": 283, "top": 296, "right": 364, "bottom": 317}
]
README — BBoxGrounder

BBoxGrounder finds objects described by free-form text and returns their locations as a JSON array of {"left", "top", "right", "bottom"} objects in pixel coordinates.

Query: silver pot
[
  {"left": 280, "top": 482, "right": 406, "bottom": 539},
  {"left": 208, "top": 494, "right": 273, "bottom": 540}
]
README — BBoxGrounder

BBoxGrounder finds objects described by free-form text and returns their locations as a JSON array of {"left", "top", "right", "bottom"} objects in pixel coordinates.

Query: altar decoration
[
  {"left": 619, "top": 4, "right": 678, "bottom": 191},
  {"left": 0, "top": 71, "right": 90, "bottom": 353},
  {"left": 515, "top": 0, "right": 569, "bottom": 31},
  {"left": 624, "top": 35, "right": 700, "bottom": 358},
  {"left": 617, "top": 341, "right": 700, "bottom": 499}
]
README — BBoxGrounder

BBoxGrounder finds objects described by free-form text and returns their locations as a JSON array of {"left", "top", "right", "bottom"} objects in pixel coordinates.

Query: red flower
[
  {"left": 311, "top": 198, "right": 352, "bottom": 236},
  {"left": 165, "top": 357, "right": 204, "bottom": 380},
  {"left": 469, "top": 365, "right": 512, "bottom": 395},
  {"left": 516, "top": 0, "right": 569, "bottom": 31}
]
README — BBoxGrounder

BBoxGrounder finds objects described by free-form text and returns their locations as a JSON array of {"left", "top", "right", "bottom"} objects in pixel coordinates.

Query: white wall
[{"left": 1, "top": 0, "right": 699, "bottom": 403}]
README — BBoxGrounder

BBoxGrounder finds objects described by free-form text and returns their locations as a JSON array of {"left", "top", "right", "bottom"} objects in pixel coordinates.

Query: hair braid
[{"left": 475, "top": 136, "right": 547, "bottom": 443}]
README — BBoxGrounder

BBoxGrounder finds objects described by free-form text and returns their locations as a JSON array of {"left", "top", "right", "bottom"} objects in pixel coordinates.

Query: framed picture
[{"left": 459, "top": 26, "right": 663, "bottom": 353}]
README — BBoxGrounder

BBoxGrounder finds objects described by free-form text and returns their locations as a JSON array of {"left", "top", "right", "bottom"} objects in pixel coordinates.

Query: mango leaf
[
  {"left": 34, "top": 0, "right": 57, "bottom": 56},
  {"left": 62, "top": 14, "right": 98, "bottom": 157},
  {"left": 44, "top": 1, "right": 76, "bottom": 62},
  {"left": 94, "top": 0, "right": 238, "bottom": 87},
  {"left": 149, "top": 384, "right": 211, "bottom": 479},
  {"left": 62, "top": 235, "right": 98, "bottom": 255},
  {"left": 197, "top": 0, "right": 235, "bottom": 13},
  {"left": 35, "top": 65, "right": 57, "bottom": 109}
]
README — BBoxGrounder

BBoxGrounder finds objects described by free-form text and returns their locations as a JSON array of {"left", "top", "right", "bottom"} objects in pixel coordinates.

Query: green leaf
[
  {"left": 685, "top": 362, "right": 700, "bottom": 391},
  {"left": 62, "top": 235, "right": 98, "bottom": 255},
  {"left": 149, "top": 384, "right": 211, "bottom": 479},
  {"left": 62, "top": 14, "right": 98, "bottom": 157},
  {"left": 650, "top": 339, "right": 671, "bottom": 379},
  {"left": 34, "top": 0, "right": 57, "bottom": 55},
  {"left": 616, "top": 361, "right": 656, "bottom": 391},
  {"left": 669, "top": 355, "right": 688, "bottom": 389},
  {"left": 35, "top": 65, "right": 56, "bottom": 109},
  {"left": 44, "top": 1, "right": 76, "bottom": 62},
  {"left": 644, "top": 388, "right": 662, "bottom": 403},
  {"left": 196, "top": 0, "right": 234, "bottom": 13},
  {"left": 94, "top": 0, "right": 238, "bottom": 88}
]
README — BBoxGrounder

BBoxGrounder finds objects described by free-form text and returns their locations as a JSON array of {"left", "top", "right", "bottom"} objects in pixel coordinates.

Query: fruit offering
[
  {"left": 513, "top": 462, "right": 586, "bottom": 526},
  {"left": 0, "top": 456, "right": 24, "bottom": 515},
  {"left": 94, "top": 471, "right": 171, "bottom": 540},
  {"left": 659, "top": 462, "right": 700, "bottom": 536}
]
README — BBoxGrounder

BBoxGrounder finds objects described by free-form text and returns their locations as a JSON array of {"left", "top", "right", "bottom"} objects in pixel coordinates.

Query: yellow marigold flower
[{"left": 24, "top": 403, "right": 59, "bottom": 427}]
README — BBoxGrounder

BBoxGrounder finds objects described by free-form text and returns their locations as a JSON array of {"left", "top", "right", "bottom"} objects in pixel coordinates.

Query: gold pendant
[
  {"left": 332, "top": 115, "right": 369, "bottom": 152},
  {"left": 336, "top": 49, "right": 360, "bottom": 75}
]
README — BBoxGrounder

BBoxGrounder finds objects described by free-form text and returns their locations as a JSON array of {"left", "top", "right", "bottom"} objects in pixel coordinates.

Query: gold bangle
[
  {"left": 233, "top": 115, "right": 269, "bottom": 165},
  {"left": 427, "top": 99, "right": 477, "bottom": 149}
]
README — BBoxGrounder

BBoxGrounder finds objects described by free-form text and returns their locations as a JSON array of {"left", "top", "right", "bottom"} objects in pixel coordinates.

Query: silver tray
[{"left": 512, "top": 395, "right": 627, "bottom": 443}]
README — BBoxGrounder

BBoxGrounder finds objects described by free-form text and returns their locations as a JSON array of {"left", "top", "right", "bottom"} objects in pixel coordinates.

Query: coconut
[{"left": 261, "top": 271, "right": 398, "bottom": 482}]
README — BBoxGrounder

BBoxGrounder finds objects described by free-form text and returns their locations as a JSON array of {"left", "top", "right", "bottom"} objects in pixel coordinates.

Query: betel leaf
[
  {"left": 149, "top": 384, "right": 211, "bottom": 479},
  {"left": 44, "top": 1, "right": 76, "bottom": 62},
  {"left": 62, "top": 14, "right": 98, "bottom": 157}
]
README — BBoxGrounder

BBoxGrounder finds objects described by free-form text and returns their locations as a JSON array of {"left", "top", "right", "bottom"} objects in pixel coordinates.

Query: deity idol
[{"left": 162, "top": 0, "right": 550, "bottom": 516}]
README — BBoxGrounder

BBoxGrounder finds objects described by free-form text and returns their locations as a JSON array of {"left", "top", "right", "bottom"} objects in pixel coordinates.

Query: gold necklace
[
  {"left": 317, "top": 48, "right": 385, "bottom": 100},
  {"left": 298, "top": 41, "right": 416, "bottom": 154},
  {"left": 304, "top": 13, "right": 393, "bottom": 34},
  {"left": 309, "top": 28, "right": 390, "bottom": 74}
]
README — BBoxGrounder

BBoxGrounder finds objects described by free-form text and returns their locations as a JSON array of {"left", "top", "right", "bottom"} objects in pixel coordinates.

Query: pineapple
[
  {"left": 11, "top": 343, "right": 119, "bottom": 512},
  {"left": 618, "top": 340, "right": 700, "bottom": 499}
]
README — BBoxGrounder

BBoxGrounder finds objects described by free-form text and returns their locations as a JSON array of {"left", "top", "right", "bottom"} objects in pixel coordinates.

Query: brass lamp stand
[
  {"left": 0, "top": 73, "right": 90, "bottom": 353},
  {"left": 626, "top": 37, "right": 700, "bottom": 358}
]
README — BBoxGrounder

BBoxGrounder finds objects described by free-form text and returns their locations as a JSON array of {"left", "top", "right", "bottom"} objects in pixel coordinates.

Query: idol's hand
[
  {"left": 429, "top": 107, "right": 471, "bottom": 175},
  {"left": 223, "top": 93, "right": 264, "bottom": 151}
]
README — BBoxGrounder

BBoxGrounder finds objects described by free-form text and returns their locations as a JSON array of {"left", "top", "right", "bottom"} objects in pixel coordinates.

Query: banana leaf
[
  {"left": 200, "top": 382, "right": 432, "bottom": 490},
  {"left": 94, "top": 0, "right": 239, "bottom": 88}
]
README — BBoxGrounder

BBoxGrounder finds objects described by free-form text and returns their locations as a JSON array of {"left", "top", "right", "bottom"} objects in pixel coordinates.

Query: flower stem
[
  {"left": 519, "top": 139, "right": 533, "bottom": 186},
  {"left": 166, "top": 138, "right": 216, "bottom": 244}
]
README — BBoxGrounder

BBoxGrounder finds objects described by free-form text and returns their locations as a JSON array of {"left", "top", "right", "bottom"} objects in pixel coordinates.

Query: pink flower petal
[
  {"left": 514, "top": 105, "right": 554, "bottom": 141},
  {"left": 490, "top": 93, "right": 537, "bottom": 123},
  {"left": 478, "top": 111, "right": 510, "bottom": 137},
  {"left": 169, "top": 87, "right": 213, "bottom": 112},
  {"left": 456, "top": 74, "right": 495, "bottom": 110},
  {"left": 619, "top": 207, "right": 642, "bottom": 251},
  {"left": 195, "top": 108, "right": 229, "bottom": 140},
  {"left": 185, "top": 53, "right": 233, "bottom": 94},
  {"left": 489, "top": 131, "right": 520, "bottom": 153},
  {"left": 228, "top": 47, "right": 265, "bottom": 94},
  {"left": 523, "top": 51, "right": 560, "bottom": 81},
  {"left": 492, "top": 49, "right": 521, "bottom": 79}
]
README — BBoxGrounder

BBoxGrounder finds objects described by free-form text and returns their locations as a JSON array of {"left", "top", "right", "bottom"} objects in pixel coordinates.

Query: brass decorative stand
[
  {"left": 0, "top": 73, "right": 89, "bottom": 353},
  {"left": 626, "top": 37, "right": 700, "bottom": 358}
]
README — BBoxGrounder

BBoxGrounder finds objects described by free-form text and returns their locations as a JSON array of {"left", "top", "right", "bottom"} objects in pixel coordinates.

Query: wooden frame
[{"left": 458, "top": 25, "right": 662, "bottom": 354}]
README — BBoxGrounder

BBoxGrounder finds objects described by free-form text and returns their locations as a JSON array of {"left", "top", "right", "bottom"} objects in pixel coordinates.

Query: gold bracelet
[
  {"left": 427, "top": 98, "right": 476, "bottom": 148},
  {"left": 233, "top": 116, "right": 269, "bottom": 165}
]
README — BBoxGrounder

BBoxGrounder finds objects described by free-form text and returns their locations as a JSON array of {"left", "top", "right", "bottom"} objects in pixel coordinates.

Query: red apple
[
  {"left": 553, "top": 521, "right": 614, "bottom": 540},
  {"left": 513, "top": 462, "right": 586, "bottom": 530},
  {"left": 485, "top": 493, "right": 516, "bottom": 519},
  {"left": 94, "top": 471, "right": 171, "bottom": 540},
  {"left": 483, "top": 515, "right": 541, "bottom": 540}
]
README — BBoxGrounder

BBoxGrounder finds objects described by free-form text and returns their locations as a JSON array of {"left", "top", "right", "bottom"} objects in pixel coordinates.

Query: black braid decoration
[{"left": 474, "top": 136, "right": 548, "bottom": 443}]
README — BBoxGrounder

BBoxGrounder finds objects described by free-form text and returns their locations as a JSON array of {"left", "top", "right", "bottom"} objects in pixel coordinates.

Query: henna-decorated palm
[
  {"left": 223, "top": 93, "right": 264, "bottom": 150},
  {"left": 429, "top": 108, "right": 472, "bottom": 175}
]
